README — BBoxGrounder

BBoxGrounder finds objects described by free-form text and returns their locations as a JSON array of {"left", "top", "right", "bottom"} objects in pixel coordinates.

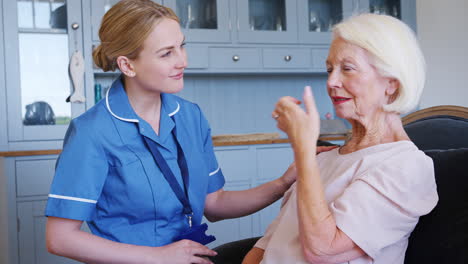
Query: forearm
[
  {"left": 294, "top": 144, "right": 361, "bottom": 259},
  {"left": 294, "top": 143, "right": 338, "bottom": 255},
  {"left": 205, "top": 178, "right": 288, "bottom": 221},
  {"left": 47, "top": 220, "right": 154, "bottom": 264}
]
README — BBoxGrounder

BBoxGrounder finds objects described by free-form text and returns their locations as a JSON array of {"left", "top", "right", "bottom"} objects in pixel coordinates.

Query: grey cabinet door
[
  {"left": 17, "top": 200, "right": 91, "bottom": 264},
  {"left": 90, "top": 0, "right": 120, "bottom": 42},
  {"left": 91, "top": 0, "right": 164, "bottom": 42},
  {"left": 357, "top": 0, "right": 416, "bottom": 31},
  {"left": 208, "top": 144, "right": 293, "bottom": 247},
  {"left": 237, "top": 0, "right": 298, "bottom": 44},
  {"left": 0, "top": 1, "right": 7, "bottom": 150},
  {"left": 163, "top": 0, "right": 231, "bottom": 43},
  {"left": 4, "top": 0, "right": 85, "bottom": 142},
  {"left": 297, "top": 0, "right": 351, "bottom": 44}
]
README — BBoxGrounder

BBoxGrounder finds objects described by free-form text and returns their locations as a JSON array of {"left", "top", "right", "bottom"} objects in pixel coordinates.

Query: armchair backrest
[{"left": 403, "top": 105, "right": 468, "bottom": 264}]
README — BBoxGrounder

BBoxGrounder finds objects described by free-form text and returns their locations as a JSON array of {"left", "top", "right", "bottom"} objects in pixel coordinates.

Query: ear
[
  {"left": 385, "top": 78, "right": 399, "bottom": 95},
  {"left": 385, "top": 78, "right": 399, "bottom": 103},
  {"left": 116, "top": 56, "right": 136, "bottom": 77}
]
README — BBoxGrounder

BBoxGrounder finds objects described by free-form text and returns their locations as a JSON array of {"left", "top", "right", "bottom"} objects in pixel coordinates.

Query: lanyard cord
[{"left": 142, "top": 125, "right": 193, "bottom": 225}]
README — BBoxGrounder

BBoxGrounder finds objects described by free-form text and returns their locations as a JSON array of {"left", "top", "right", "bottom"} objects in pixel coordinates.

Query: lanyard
[{"left": 142, "top": 125, "right": 193, "bottom": 227}]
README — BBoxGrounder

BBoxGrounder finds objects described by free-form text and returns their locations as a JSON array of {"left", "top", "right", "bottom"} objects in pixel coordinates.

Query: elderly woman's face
[{"left": 326, "top": 37, "right": 393, "bottom": 121}]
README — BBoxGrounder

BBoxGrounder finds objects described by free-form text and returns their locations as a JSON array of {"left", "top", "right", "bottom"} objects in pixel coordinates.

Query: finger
[
  {"left": 193, "top": 245, "right": 218, "bottom": 257},
  {"left": 303, "top": 86, "right": 317, "bottom": 114},
  {"left": 276, "top": 96, "right": 301, "bottom": 111},
  {"left": 191, "top": 255, "right": 214, "bottom": 264}
]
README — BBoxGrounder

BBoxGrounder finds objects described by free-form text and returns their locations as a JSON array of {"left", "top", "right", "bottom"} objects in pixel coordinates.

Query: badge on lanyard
[{"left": 143, "top": 123, "right": 216, "bottom": 245}]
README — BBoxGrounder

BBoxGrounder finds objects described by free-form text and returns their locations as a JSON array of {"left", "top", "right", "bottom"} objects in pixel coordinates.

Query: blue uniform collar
[{"left": 105, "top": 76, "right": 181, "bottom": 144}]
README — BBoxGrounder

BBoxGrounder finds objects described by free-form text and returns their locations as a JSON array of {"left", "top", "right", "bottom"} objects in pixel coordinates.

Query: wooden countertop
[{"left": 0, "top": 133, "right": 347, "bottom": 157}]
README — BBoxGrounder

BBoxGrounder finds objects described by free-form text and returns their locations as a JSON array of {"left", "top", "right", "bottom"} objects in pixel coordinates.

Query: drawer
[
  {"left": 186, "top": 46, "right": 208, "bottom": 69},
  {"left": 209, "top": 48, "right": 261, "bottom": 69},
  {"left": 263, "top": 48, "right": 312, "bottom": 69},
  {"left": 16, "top": 159, "right": 56, "bottom": 197},
  {"left": 312, "top": 48, "right": 329, "bottom": 71}
]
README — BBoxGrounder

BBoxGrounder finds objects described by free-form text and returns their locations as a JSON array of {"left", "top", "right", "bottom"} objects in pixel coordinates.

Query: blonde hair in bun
[{"left": 92, "top": 0, "right": 179, "bottom": 72}]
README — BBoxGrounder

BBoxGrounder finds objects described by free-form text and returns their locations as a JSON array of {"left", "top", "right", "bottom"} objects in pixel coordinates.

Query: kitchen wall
[{"left": 417, "top": 0, "right": 468, "bottom": 108}]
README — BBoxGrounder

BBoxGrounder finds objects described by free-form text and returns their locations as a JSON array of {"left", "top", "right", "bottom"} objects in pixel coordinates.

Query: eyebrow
[{"left": 155, "top": 36, "right": 186, "bottom": 53}]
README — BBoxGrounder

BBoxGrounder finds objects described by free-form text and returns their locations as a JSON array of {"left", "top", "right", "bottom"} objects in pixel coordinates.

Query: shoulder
[
  {"left": 67, "top": 101, "right": 115, "bottom": 140},
  {"left": 357, "top": 141, "right": 437, "bottom": 210}
]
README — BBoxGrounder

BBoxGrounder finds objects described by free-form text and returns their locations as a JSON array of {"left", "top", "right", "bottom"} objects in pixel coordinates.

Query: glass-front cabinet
[
  {"left": 4, "top": 0, "right": 85, "bottom": 142},
  {"left": 359, "top": 0, "right": 416, "bottom": 30},
  {"left": 298, "top": 0, "right": 416, "bottom": 44},
  {"left": 237, "top": 0, "right": 298, "bottom": 44},
  {"left": 163, "top": 0, "right": 230, "bottom": 43},
  {"left": 297, "top": 0, "right": 349, "bottom": 44}
]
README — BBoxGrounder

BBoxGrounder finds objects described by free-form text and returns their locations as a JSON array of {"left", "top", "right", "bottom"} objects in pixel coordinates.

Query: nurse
[{"left": 45, "top": 1, "right": 321, "bottom": 263}]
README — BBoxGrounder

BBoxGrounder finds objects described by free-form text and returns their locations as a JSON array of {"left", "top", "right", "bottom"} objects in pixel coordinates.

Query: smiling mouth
[
  {"left": 170, "top": 72, "right": 184, "bottom": 80},
  {"left": 332, "top": 97, "right": 351, "bottom": 105}
]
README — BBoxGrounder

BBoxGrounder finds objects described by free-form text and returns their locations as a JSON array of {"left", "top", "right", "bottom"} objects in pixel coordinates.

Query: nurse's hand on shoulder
[
  {"left": 152, "top": 239, "right": 217, "bottom": 264},
  {"left": 279, "top": 145, "right": 338, "bottom": 187}
]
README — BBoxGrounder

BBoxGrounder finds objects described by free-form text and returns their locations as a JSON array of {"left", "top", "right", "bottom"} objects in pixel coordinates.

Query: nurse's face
[{"left": 130, "top": 18, "right": 187, "bottom": 94}]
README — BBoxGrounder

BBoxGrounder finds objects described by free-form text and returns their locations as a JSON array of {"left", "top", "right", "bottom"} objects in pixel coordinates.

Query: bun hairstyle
[{"left": 92, "top": 0, "right": 179, "bottom": 72}]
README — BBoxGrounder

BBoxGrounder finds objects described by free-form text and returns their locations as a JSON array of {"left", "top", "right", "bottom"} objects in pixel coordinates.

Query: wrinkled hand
[
  {"left": 272, "top": 86, "right": 321, "bottom": 143},
  {"left": 152, "top": 239, "right": 217, "bottom": 264}
]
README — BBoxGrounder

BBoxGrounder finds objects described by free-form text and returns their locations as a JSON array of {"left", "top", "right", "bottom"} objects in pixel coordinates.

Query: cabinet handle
[
  {"left": 232, "top": 55, "right": 240, "bottom": 62},
  {"left": 71, "top": 23, "right": 80, "bottom": 30},
  {"left": 284, "top": 55, "right": 292, "bottom": 62}
]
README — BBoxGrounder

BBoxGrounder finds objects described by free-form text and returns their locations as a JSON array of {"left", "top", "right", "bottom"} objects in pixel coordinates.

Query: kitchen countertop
[{"left": 0, "top": 133, "right": 347, "bottom": 157}]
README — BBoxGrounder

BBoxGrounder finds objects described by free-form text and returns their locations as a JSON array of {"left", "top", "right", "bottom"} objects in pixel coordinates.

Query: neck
[
  {"left": 124, "top": 77, "right": 162, "bottom": 132},
  {"left": 341, "top": 110, "right": 409, "bottom": 154}
]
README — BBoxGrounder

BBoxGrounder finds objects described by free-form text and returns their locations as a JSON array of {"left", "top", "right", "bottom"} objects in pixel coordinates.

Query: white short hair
[{"left": 333, "top": 13, "right": 426, "bottom": 114}]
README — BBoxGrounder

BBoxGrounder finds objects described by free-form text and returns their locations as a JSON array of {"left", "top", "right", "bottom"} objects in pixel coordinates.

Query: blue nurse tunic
[{"left": 45, "top": 77, "right": 225, "bottom": 246}]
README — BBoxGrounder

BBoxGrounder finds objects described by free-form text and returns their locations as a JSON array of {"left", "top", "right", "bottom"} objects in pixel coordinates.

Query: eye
[
  {"left": 326, "top": 67, "right": 333, "bottom": 74},
  {"left": 342, "top": 64, "right": 355, "bottom": 72},
  {"left": 161, "top": 50, "right": 172, "bottom": 58},
  {"left": 181, "top": 42, "right": 186, "bottom": 48}
]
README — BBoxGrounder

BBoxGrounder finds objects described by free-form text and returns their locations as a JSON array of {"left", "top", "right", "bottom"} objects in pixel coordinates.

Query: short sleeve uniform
[
  {"left": 45, "top": 76, "right": 225, "bottom": 246},
  {"left": 255, "top": 141, "right": 438, "bottom": 264}
]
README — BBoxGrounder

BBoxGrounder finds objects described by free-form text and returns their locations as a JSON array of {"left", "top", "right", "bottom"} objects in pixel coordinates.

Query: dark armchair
[{"left": 211, "top": 105, "right": 468, "bottom": 264}]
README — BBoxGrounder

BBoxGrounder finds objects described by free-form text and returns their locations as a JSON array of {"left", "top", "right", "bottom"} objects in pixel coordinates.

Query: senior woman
[{"left": 242, "top": 13, "right": 438, "bottom": 264}]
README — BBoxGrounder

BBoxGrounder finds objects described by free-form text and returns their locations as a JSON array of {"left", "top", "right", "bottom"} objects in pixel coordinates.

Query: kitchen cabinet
[
  {"left": 359, "top": 0, "right": 417, "bottom": 30},
  {"left": 236, "top": 0, "right": 298, "bottom": 44},
  {"left": 3, "top": 0, "right": 86, "bottom": 144},
  {"left": 90, "top": 0, "right": 164, "bottom": 43},
  {"left": 87, "top": 0, "right": 414, "bottom": 74},
  {"left": 163, "top": 0, "right": 231, "bottom": 43},
  {"left": 0, "top": 0, "right": 7, "bottom": 151}
]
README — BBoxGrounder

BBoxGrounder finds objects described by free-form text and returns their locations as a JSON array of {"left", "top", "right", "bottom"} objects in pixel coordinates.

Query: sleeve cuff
[
  {"left": 207, "top": 168, "right": 225, "bottom": 193},
  {"left": 45, "top": 196, "right": 96, "bottom": 221}
]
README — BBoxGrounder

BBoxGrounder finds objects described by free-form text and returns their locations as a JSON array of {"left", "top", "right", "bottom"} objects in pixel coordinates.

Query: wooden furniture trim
[
  {"left": 402, "top": 105, "right": 468, "bottom": 125},
  {"left": 0, "top": 135, "right": 348, "bottom": 157}
]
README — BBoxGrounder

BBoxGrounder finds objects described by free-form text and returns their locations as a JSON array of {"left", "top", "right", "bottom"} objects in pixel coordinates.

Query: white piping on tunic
[
  {"left": 105, "top": 85, "right": 180, "bottom": 121},
  {"left": 105, "top": 86, "right": 139, "bottom": 123},
  {"left": 209, "top": 167, "right": 220, "bottom": 176},
  {"left": 168, "top": 102, "right": 180, "bottom": 116},
  {"left": 48, "top": 194, "right": 97, "bottom": 204}
]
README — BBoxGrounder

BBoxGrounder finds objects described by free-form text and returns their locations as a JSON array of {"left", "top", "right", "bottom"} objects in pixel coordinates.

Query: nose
[
  {"left": 175, "top": 48, "right": 188, "bottom": 69},
  {"left": 326, "top": 69, "right": 342, "bottom": 90}
]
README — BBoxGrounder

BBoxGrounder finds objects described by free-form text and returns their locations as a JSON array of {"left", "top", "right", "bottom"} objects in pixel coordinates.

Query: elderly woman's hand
[{"left": 272, "top": 86, "right": 320, "bottom": 145}]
